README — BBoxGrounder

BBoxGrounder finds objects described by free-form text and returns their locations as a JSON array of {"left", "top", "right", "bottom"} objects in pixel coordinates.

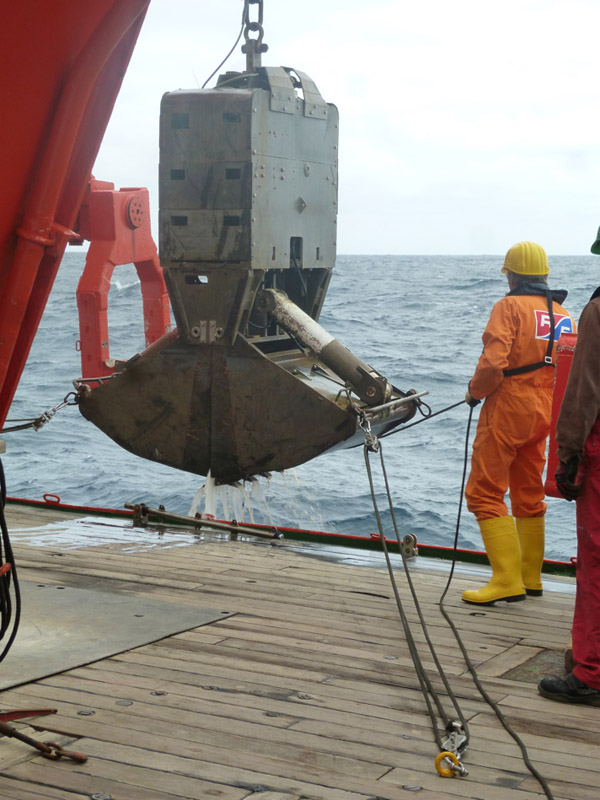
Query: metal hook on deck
[
  {"left": 435, "top": 750, "right": 468, "bottom": 778},
  {"left": 436, "top": 720, "right": 469, "bottom": 777}
]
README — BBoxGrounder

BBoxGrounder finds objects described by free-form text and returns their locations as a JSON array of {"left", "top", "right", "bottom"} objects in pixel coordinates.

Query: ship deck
[{"left": 0, "top": 502, "right": 596, "bottom": 800}]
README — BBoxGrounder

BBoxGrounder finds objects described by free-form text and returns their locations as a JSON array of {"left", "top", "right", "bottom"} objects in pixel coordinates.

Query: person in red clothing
[
  {"left": 538, "top": 228, "right": 600, "bottom": 706},
  {"left": 463, "top": 241, "right": 574, "bottom": 605}
]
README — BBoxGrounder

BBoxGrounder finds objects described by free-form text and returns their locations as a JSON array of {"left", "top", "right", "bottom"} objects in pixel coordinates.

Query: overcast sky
[{"left": 93, "top": 0, "right": 600, "bottom": 255}]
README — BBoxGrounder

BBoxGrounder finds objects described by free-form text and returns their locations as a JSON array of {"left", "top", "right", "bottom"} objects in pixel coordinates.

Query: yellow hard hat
[{"left": 501, "top": 241, "right": 549, "bottom": 275}]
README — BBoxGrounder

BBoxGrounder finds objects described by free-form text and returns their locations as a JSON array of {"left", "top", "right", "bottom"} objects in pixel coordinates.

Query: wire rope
[
  {"left": 202, "top": 3, "right": 246, "bottom": 88},
  {"left": 436, "top": 406, "right": 556, "bottom": 799},
  {"left": 363, "top": 443, "right": 469, "bottom": 756},
  {"left": 363, "top": 399, "right": 556, "bottom": 796}
]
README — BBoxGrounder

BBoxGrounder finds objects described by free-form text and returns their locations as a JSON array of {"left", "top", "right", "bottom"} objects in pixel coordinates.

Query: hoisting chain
[
  {"left": 358, "top": 404, "right": 557, "bottom": 797},
  {"left": 0, "top": 391, "right": 79, "bottom": 434},
  {"left": 202, "top": 0, "right": 266, "bottom": 89},
  {"left": 357, "top": 411, "right": 470, "bottom": 777},
  {"left": 242, "top": 0, "right": 268, "bottom": 72}
]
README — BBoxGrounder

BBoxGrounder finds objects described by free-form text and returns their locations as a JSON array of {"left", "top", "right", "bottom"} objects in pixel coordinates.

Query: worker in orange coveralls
[
  {"left": 538, "top": 227, "right": 600, "bottom": 706},
  {"left": 463, "top": 241, "right": 574, "bottom": 605}
]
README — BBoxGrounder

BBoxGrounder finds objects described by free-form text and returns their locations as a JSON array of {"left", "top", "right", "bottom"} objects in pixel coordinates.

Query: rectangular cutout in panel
[
  {"left": 224, "top": 215, "right": 241, "bottom": 226},
  {"left": 185, "top": 275, "right": 208, "bottom": 285},
  {"left": 223, "top": 112, "right": 241, "bottom": 123},
  {"left": 171, "top": 113, "right": 189, "bottom": 129},
  {"left": 171, "top": 216, "right": 188, "bottom": 226},
  {"left": 290, "top": 236, "right": 303, "bottom": 266},
  {"left": 225, "top": 168, "right": 242, "bottom": 180},
  {"left": 171, "top": 169, "right": 185, "bottom": 180}
]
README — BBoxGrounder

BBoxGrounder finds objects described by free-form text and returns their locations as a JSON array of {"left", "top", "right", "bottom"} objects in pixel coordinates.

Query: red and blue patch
[{"left": 534, "top": 309, "right": 574, "bottom": 340}]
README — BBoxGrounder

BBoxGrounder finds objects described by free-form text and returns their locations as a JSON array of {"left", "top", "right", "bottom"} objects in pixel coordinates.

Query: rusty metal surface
[
  {"left": 78, "top": 333, "right": 362, "bottom": 482},
  {"left": 0, "top": 719, "right": 88, "bottom": 762}
]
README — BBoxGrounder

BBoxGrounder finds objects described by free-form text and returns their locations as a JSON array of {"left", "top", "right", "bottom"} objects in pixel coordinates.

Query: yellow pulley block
[{"left": 435, "top": 750, "right": 461, "bottom": 778}]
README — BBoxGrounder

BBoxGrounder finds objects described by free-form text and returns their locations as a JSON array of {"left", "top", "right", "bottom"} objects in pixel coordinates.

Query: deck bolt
[
  {"left": 77, "top": 709, "right": 95, "bottom": 716},
  {"left": 115, "top": 700, "right": 133, "bottom": 706},
  {"left": 151, "top": 690, "right": 168, "bottom": 696},
  {"left": 91, "top": 794, "right": 114, "bottom": 800}
]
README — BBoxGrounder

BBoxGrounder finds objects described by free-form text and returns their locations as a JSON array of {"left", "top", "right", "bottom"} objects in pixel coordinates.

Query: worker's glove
[
  {"left": 465, "top": 390, "right": 481, "bottom": 408},
  {"left": 555, "top": 456, "right": 581, "bottom": 502}
]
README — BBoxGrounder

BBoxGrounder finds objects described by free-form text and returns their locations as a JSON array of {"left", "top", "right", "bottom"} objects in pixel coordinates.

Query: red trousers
[{"left": 573, "top": 416, "right": 600, "bottom": 689}]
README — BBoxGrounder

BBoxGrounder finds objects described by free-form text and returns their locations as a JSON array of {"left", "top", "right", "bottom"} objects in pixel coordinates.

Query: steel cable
[
  {"left": 437, "top": 406, "right": 556, "bottom": 799},
  {"left": 363, "top": 443, "right": 469, "bottom": 754},
  {"left": 364, "top": 400, "right": 556, "bottom": 796}
]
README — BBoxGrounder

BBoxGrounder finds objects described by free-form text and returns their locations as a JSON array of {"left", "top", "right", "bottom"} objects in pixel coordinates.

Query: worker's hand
[
  {"left": 465, "top": 390, "right": 481, "bottom": 408},
  {"left": 555, "top": 457, "right": 581, "bottom": 501}
]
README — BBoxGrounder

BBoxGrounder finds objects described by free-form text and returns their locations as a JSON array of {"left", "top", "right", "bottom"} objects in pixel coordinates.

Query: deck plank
[{"left": 0, "top": 503, "right": 593, "bottom": 800}]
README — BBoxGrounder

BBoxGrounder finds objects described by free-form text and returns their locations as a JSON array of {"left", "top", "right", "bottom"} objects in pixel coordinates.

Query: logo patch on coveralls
[{"left": 534, "top": 310, "right": 574, "bottom": 340}]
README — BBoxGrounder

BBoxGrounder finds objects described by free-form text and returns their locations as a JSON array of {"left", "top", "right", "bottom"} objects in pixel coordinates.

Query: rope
[
  {"left": 0, "top": 459, "right": 20, "bottom": 663},
  {"left": 1, "top": 391, "right": 78, "bottom": 434},
  {"left": 379, "top": 398, "right": 465, "bottom": 437},
  {"left": 363, "top": 441, "right": 469, "bottom": 754},
  {"left": 362, "top": 400, "right": 556, "bottom": 796},
  {"left": 437, "top": 406, "right": 556, "bottom": 799},
  {"left": 201, "top": 10, "right": 245, "bottom": 88}
]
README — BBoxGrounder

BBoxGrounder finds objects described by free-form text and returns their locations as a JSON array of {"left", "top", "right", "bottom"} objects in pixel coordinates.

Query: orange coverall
[{"left": 465, "top": 292, "right": 574, "bottom": 521}]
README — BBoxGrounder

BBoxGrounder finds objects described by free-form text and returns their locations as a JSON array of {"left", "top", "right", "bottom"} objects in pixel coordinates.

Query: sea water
[{"left": 4, "top": 250, "right": 597, "bottom": 560}]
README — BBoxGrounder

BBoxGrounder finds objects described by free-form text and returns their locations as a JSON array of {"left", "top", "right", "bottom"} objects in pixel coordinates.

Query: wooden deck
[{"left": 0, "top": 503, "right": 596, "bottom": 800}]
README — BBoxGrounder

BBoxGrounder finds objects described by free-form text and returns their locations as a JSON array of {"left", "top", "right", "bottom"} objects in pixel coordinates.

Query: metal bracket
[
  {"left": 263, "top": 66, "right": 296, "bottom": 114},
  {"left": 293, "top": 69, "right": 328, "bottom": 118},
  {"left": 401, "top": 533, "right": 418, "bottom": 560}
]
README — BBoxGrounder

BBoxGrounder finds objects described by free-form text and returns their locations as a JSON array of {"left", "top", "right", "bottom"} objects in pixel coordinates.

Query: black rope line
[
  {"left": 202, "top": 3, "right": 246, "bottom": 88},
  {"left": 1, "top": 392, "right": 78, "bottom": 434},
  {"left": 379, "top": 399, "right": 466, "bottom": 438},
  {"left": 0, "top": 458, "right": 20, "bottom": 663},
  {"left": 366, "top": 400, "right": 556, "bottom": 795},
  {"left": 437, "top": 406, "right": 556, "bottom": 799}
]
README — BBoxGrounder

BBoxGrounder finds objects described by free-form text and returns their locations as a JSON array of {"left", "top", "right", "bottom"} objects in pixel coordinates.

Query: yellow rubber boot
[
  {"left": 462, "top": 516, "right": 526, "bottom": 605},
  {"left": 516, "top": 516, "right": 544, "bottom": 596}
]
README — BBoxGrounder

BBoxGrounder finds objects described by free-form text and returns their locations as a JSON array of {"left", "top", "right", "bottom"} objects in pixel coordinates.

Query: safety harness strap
[{"left": 503, "top": 290, "right": 556, "bottom": 377}]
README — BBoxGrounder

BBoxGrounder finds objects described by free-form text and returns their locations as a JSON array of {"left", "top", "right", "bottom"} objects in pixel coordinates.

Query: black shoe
[{"left": 538, "top": 672, "right": 600, "bottom": 706}]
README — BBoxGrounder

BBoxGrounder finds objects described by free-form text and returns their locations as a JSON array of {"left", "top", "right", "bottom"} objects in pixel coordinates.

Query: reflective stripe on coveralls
[{"left": 466, "top": 293, "right": 574, "bottom": 521}]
